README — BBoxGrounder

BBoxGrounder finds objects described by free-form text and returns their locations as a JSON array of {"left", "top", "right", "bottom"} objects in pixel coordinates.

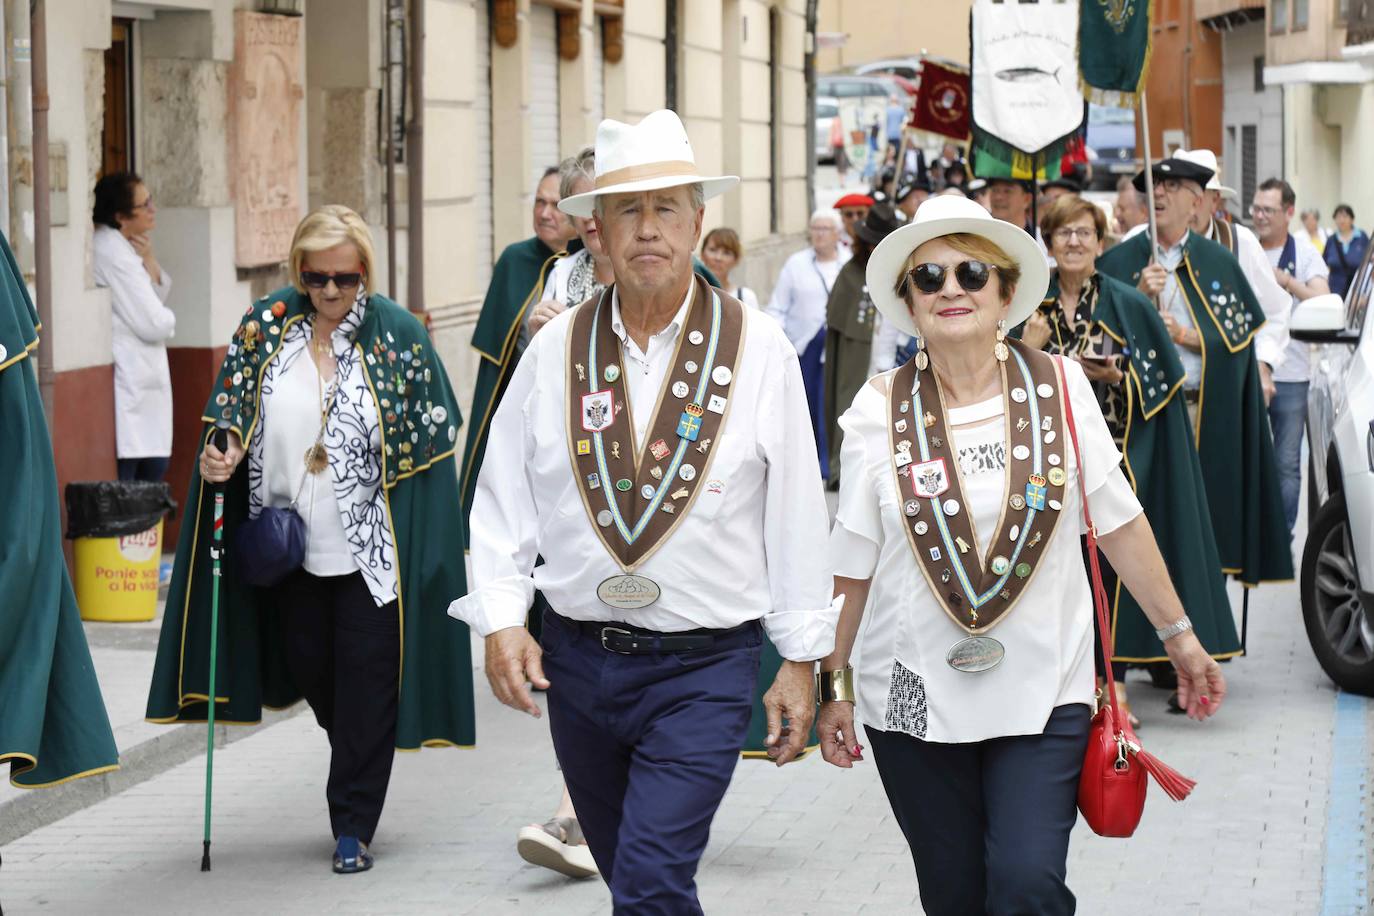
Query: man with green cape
[
  {"left": 1097, "top": 156, "right": 1293, "bottom": 588},
  {"left": 460, "top": 168, "right": 576, "bottom": 534},
  {"left": 0, "top": 230, "right": 118, "bottom": 789}
]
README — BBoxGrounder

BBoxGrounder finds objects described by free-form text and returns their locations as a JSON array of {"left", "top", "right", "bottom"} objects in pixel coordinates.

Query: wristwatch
[
  {"left": 1154, "top": 616, "right": 1194, "bottom": 642},
  {"left": 816, "top": 667, "right": 855, "bottom": 704}
]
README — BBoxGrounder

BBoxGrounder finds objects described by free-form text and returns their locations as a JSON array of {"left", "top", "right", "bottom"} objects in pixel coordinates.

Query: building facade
[
  {"left": 1263, "top": 0, "right": 1374, "bottom": 232},
  {"left": 16, "top": 0, "right": 813, "bottom": 545},
  {"left": 815, "top": 0, "right": 971, "bottom": 69}
]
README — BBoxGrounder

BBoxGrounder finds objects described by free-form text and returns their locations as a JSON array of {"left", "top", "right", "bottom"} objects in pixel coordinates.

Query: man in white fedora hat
[{"left": 449, "top": 108, "right": 837, "bottom": 911}]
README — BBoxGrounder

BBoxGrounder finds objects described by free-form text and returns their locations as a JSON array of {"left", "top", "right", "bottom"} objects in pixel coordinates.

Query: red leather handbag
[{"left": 1056, "top": 356, "right": 1197, "bottom": 838}]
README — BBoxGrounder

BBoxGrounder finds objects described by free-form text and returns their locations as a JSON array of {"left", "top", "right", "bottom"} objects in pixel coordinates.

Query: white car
[{"left": 1290, "top": 258, "right": 1374, "bottom": 695}]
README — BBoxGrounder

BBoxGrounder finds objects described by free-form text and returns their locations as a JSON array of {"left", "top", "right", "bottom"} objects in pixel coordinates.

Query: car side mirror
[{"left": 1289, "top": 293, "right": 1358, "bottom": 345}]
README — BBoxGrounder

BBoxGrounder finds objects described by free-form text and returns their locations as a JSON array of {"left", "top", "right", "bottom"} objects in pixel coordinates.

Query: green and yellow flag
[{"left": 1079, "top": 0, "right": 1155, "bottom": 105}]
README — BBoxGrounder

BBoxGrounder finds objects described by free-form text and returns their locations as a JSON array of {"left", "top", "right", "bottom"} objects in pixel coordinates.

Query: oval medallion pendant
[
  {"left": 597, "top": 574, "right": 662, "bottom": 610},
  {"left": 946, "top": 635, "right": 1006, "bottom": 673}
]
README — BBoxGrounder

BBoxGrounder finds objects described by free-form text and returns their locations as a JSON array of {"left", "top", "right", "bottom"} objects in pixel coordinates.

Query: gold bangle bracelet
[{"left": 816, "top": 666, "right": 856, "bottom": 704}]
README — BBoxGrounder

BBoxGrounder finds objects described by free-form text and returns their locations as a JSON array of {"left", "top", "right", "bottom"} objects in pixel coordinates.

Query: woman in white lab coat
[{"left": 92, "top": 172, "right": 175, "bottom": 481}]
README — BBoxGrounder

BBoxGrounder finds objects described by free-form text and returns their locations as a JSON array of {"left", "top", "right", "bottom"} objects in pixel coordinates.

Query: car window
[{"left": 817, "top": 102, "right": 839, "bottom": 118}]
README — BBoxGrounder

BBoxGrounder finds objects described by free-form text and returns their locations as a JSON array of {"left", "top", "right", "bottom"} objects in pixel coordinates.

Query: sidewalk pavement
[{"left": 1, "top": 560, "right": 1369, "bottom": 913}]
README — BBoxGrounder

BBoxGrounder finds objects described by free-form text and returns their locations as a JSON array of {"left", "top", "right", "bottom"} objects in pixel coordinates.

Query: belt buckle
[{"left": 600, "top": 626, "right": 635, "bottom": 654}]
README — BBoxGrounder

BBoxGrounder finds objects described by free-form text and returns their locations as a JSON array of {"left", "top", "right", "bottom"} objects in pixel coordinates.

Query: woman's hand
[
  {"left": 1076, "top": 353, "right": 1125, "bottom": 385},
  {"left": 527, "top": 299, "right": 566, "bottom": 337},
  {"left": 1021, "top": 311, "right": 1052, "bottom": 350},
  {"left": 1164, "top": 631, "right": 1225, "bottom": 721},
  {"left": 816, "top": 699, "right": 863, "bottom": 768},
  {"left": 199, "top": 431, "right": 245, "bottom": 483}
]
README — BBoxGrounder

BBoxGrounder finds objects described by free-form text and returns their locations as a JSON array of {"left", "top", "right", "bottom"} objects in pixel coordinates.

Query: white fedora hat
[
  {"left": 558, "top": 109, "right": 739, "bottom": 218},
  {"left": 865, "top": 195, "right": 1051, "bottom": 337},
  {"left": 1176, "top": 148, "right": 1237, "bottom": 202}
]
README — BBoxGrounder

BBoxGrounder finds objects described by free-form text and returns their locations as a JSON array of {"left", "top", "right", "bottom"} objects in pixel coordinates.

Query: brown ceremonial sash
[
  {"left": 887, "top": 339, "right": 1069, "bottom": 634},
  {"left": 565, "top": 276, "right": 746, "bottom": 572}
]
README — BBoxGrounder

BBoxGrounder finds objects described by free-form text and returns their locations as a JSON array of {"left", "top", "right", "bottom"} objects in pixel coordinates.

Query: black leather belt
[
  {"left": 553, "top": 614, "right": 753, "bottom": 655},
  {"left": 1183, "top": 387, "right": 1200, "bottom": 403}
]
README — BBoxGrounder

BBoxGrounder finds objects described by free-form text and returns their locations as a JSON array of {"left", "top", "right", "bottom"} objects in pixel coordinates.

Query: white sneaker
[{"left": 516, "top": 818, "right": 599, "bottom": 879}]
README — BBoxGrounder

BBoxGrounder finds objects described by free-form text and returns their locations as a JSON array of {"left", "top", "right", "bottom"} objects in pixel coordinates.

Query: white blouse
[
  {"left": 261, "top": 350, "right": 356, "bottom": 578},
  {"left": 831, "top": 357, "right": 1143, "bottom": 743}
]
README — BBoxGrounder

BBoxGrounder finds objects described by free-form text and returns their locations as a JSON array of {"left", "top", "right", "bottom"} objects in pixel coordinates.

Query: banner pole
[{"left": 1139, "top": 89, "right": 1159, "bottom": 273}]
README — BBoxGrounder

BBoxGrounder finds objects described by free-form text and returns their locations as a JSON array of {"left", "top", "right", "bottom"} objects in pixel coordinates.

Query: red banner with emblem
[{"left": 910, "top": 62, "right": 970, "bottom": 141}]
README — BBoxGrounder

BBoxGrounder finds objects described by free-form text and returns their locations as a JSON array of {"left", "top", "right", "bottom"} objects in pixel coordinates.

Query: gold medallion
[{"left": 304, "top": 443, "right": 329, "bottom": 474}]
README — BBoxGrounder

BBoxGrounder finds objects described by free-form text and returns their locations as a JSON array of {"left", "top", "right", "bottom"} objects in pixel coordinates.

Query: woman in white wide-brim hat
[{"left": 811, "top": 195, "right": 1226, "bottom": 914}]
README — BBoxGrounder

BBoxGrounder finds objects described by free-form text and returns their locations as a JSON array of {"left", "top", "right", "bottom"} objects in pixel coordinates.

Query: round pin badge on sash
[
  {"left": 671, "top": 380, "right": 690, "bottom": 399},
  {"left": 689, "top": 330, "right": 705, "bottom": 346},
  {"left": 685, "top": 360, "right": 699, "bottom": 374},
  {"left": 597, "top": 574, "right": 662, "bottom": 610},
  {"left": 711, "top": 366, "right": 733, "bottom": 386},
  {"left": 1012, "top": 445, "right": 1030, "bottom": 461},
  {"left": 1011, "top": 388, "right": 1027, "bottom": 403},
  {"left": 1037, "top": 383, "right": 1053, "bottom": 399},
  {"left": 679, "top": 464, "right": 697, "bottom": 481},
  {"left": 903, "top": 499, "right": 921, "bottom": 517},
  {"left": 604, "top": 364, "right": 621, "bottom": 383},
  {"left": 596, "top": 510, "right": 613, "bottom": 527},
  {"left": 946, "top": 635, "right": 1005, "bottom": 673}
]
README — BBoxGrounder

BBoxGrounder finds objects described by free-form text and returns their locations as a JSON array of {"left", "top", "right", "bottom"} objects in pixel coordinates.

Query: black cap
[
  {"left": 1132, "top": 157, "right": 1215, "bottom": 193},
  {"left": 987, "top": 177, "right": 1036, "bottom": 194},
  {"left": 854, "top": 201, "right": 907, "bottom": 246},
  {"left": 1041, "top": 176, "right": 1081, "bottom": 193},
  {"left": 895, "top": 177, "right": 933, "bottom": 202}
]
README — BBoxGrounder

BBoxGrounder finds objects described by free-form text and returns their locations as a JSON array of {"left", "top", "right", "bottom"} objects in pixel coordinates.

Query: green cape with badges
[
  {"left": 1097, "top": 231, "right": 1293, "bottom": 586},
  {"left": 0, "top": 233, "right": 119, "bottom": 787},
  {"left": 146, "top": 288, "right": 475, "bottom": 749},
  {"left": 823, "top": 259, "right": 874, "bottom": 486},
  {"left": 1032, "top": 272, "right": 1241, "bottom": 662},
  {"left": 460, "top": 236, "right": 563, "bottom": 544}
]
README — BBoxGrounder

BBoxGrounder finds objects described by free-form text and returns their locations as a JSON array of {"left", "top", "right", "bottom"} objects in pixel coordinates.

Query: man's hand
[
  {"left": 484, "top": 626, "right": 549, "bottom": 717},
  {"left": 1137, "top": 263, "right": 1167, "bottom": 299},
  {"left": 816, "top": 699, "right": 862, "bottom": 768},
  {"left": 762, "top": 660, "right": 815, "bottom": 767},
  {"left": 527, "top": 299, "right": 566, "bottom": 337},
  {"left": 1273, "top": 267, "right": 1292, "bottom": 293},
  {"left": 1161, "top": 312, "right": 1200, "bottom": 351},
  {"left": 1021, "top": 311, "right": 1052, "bottom": 350},
  {"left": 1259, "top": 361, "right": 1275, "bottom": 405}
]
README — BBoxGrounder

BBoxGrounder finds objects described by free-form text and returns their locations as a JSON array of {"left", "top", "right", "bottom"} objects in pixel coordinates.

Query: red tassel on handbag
[{"left": 1055, "top": 357, "right": 1197, "bottom": 839}]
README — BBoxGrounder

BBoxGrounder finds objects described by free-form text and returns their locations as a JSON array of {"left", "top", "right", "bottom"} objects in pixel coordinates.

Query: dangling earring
[
  {"left": 994, "top": 319, "right": 1009, "bottom": 363},
  {"left": 914, "top": 330, "right": 929, "bottom": 371}
]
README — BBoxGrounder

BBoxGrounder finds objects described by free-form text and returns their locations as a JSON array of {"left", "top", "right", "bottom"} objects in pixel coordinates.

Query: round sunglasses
[
  {"left": 900, "top": 260, "right": 998, "bottom": 297},
  {"left": 301, "top": 270, "right": 364, "bottom": 290}
]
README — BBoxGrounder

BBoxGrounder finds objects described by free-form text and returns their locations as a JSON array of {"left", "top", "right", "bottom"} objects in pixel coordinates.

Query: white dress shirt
[
  {"left": 765, "top": 247, "right": 849, "bottom": 353},
  {"left": 831, "top": 359, "right": 1142, "bottom": 743},
  {"left": 92, "top": 225, "right": 175, "bottom": 459},
  {"left": 450, "top": 280, "right": 840, "bottom": 662}
]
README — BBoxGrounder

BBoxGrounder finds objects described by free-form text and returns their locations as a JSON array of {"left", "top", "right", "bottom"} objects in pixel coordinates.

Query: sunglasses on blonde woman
[
  {"left": 901, "top": 260, "right": 997, "bottom": 296},
  {"left": 300, "top": 271, "right": 364, "bottom": 290}
]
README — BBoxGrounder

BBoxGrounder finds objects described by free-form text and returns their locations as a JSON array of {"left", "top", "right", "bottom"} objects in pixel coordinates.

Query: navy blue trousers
[
  {"left": 865, "top": 704, "right": 1092, "bottom": 916},
  {"left": 541, "top": 611, "right": 763, "bottom": 915}
]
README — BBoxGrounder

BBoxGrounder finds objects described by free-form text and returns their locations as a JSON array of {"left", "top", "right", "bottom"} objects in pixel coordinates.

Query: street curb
[{"left": 0, "top": 705, "right": 306, "bottom": 846}]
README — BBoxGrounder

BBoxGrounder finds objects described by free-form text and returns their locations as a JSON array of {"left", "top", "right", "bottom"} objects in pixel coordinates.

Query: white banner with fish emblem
[{"left": 971, "top": 0, "right": 1082, "bottom": 155}]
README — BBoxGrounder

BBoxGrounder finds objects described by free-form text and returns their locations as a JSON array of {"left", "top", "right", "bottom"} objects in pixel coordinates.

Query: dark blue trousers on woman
[
  {"left": 541, "top": 611, "right": 763, "bottom": 915},
  {"left": 865, "top": 704, "right": 1092, "bottom": 916}
]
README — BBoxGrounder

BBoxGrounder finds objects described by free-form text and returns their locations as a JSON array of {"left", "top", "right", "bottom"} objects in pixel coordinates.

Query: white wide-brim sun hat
[
  {"left": 559, "top": 109, "right": 739, "bottom": 218},
  {"left": 865, "top": 194, "right": 1051, "bottom": 338},
  {"left": 1175, "top": 148, "right": 1238, "bottom": 202}
]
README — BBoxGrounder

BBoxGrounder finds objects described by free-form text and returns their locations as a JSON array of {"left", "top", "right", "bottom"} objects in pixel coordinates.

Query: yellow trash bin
[{"left": 73, "top": 520, "right": 164, "bottom": 622}]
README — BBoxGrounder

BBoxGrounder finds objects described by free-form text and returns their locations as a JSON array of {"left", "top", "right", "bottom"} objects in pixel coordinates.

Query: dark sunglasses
[
  {"left": 301, "top": 270, "right": 363, "bottom": 290},
  {"left": 901, "top": 260, "right": 997, "bottom": 296}
]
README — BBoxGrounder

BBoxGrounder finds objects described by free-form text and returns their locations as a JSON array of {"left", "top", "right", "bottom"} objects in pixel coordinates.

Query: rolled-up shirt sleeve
[
  {"left": 758, "top": 337, "right": 841, "bottom": 662},
  {"left": 1240, "top": 232, "right": 1291, "bottom": 368},
  {"left": 447, "top": 346, "right": 541, "bottom": 636},
  {"left": 829, "top": 390, "right": 882, "bottom": 579}
]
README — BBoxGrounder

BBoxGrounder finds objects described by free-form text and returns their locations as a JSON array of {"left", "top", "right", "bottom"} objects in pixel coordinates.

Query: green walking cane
[{"left": 201, "top": 421, "right": 231, "bottom": 872}]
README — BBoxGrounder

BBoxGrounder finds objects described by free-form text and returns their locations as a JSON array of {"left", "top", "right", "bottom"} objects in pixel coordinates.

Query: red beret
[{"left": 833, "top": 193, "right": 875, "bottom": 209}]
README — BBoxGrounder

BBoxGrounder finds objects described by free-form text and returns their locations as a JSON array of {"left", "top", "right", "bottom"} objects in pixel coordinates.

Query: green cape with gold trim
[
  {"left": 1034, "top": 272, "right": 1241, "bottom": 662},
  {"left": 460, "top": 236, "right": 563, "bottom": 545},
  {"left": 146, "top": 288, "right": 475, "bottom": 749},
  {"left": 1097, "top": 231, "right": 1293, "bottom": 585},
  {"left": 0, "top": 232, "right": 119, "bottom": 787}
]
